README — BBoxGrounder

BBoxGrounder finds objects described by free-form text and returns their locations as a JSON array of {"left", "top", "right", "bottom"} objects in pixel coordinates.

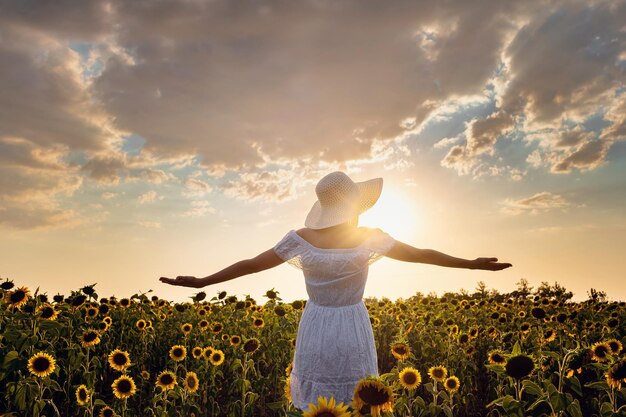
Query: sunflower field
[{"left": 1, "top": 279, "right": 625, "bottom": 417}]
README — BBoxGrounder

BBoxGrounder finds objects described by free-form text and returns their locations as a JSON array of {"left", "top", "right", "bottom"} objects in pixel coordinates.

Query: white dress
[{"left": 272, "top": 227, "right": 396, "bottom": 411}]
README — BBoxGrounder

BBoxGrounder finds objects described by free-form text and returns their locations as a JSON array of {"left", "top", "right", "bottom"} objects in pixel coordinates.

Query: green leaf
[
  {"left": 585, "top": 381, "right": 610, "bottom": 391},
  {"left": 265, "top": 401, "right": 285, "bottom": 410},
  {"left": 512, "top": 341, "right": 522, "bottom": 356},
  {"left": 2, "top": 350, "right": 19, "bottom": 369},
  {"left": 600, "top": 402, "right": 613, "bottom": 417},
  {"left": 567, "top": 399, "right": 583, "bottom": 417},
  {"left": 522, "top": 380, "right": 544, "bottom": 397},
  {"left": 442, "top": 404, "right": 453, "bottom": 417},
  {"left": 564, "top": 376, "right": 583, "bottom": 397},
  {"left": 485, "top": 364, "right": 506, "bottom": 374}
]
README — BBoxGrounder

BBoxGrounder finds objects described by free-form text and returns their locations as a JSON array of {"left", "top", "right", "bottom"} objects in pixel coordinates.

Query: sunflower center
[
  {"left": 174, "top": 348, "right": 183, "bottom": 357},
  {"left": 432, "top": 370, "right": 444, "bottom": 379},
  {"left": 114, "top": 354, "right": 128, "bottom": 366},
  {"left": 187, "top": 377, "right": 197, "bottom": 388},
  {"left": 117, "top": 379, "right": 132, "bottom": 393},
  {"left": 78, "top": 389, "right": 88, "bottom": 401},
  {"left": 33, "top": 357, "right": 51, "bottom": 372},
  {"left": 446, "top": 380, "right": 458, "bottom": 389},
  {"left": 403, "top": 372, "right": 417, "bottom": 385},
  {"left": 358, "top": 384, "right": 390, "bottom": 406},
  {"left": 10, "top": 291, "right": 26, "bottom": 303},
  {"left": 315, "top": 413, "right": 336, "bottom": 417},
  {"left": 84, "top": 332, "right": 98, "bottom": 342},
  {"left": 160, "top": 374, "right": 174, "bottom": 385},
  {"left": 41, "top": 307, "right": 54, "bottom": 318}
]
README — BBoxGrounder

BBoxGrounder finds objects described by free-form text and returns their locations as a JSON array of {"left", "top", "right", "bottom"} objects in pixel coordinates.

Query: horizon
[{"left": 1, "top": 0, "right": 625, "bottom": 305}]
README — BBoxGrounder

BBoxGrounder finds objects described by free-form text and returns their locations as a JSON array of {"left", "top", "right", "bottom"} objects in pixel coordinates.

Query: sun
[{"left": 359, "top": 186, "right": 420, "bottom": 242}]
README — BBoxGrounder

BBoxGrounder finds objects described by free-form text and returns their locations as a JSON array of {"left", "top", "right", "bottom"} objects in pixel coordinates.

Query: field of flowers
[{"left": 1, "top": 279, "right": 625, "bottom": 417}]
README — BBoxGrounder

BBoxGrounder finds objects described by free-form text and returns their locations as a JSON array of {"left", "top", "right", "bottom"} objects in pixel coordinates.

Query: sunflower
[
  {"left": 108, "top": 349, "right": 131, "bottom": 372},
  {"left": 135, "top": 319, "right": 147, "bottom": 330},
  {"left": 76, "top": 384, "right": 90, "bottom": 406},
  {"left": 103, "top": 316, "right": 113, "bottom": 326},
  {"left": 243, "top": 338, "right": 260, "bottom": 353},
  {"left": 399, "top": 367, "right": 421, "bottom": 390},
  {"left": 304, "top": 396, "right": 351, "bottom": 417},
  {"left": 428, "top": 366, "right": 448, "bottom": 382},
  {"left": 155, "top": 371, "right": 177, "bottom": 391},
  {"left": 520, "top": 322, "right": 531, "bottom": 333},
  {"left": 111, "top": 375, "right": 136, "bottom": 399},
  {"left": 286, "top": 362, "right": 293, "bottom": 377},
  {"left": 86, "top": 307, "right": 99, "bottom": 319},
  {"left": 98, "top": 321, "right": 109, "bottom": 332},
  {"left": 591, "top": 342, "right": 612, "bottom": 363},
  {"left": 352, "top": 377, "right": 394, "bottom": 417},
  {"left": 390, "top": 343, "right": 410, "bottom": 361},
  {"left": 141, "top": 370, "right": 150, "bottom": 380},
  {"left": 505, "top": 354, "right": 535, "bottom": 380},
  {"left": 169, "top": 345, "right": 187, "bottom": 362},
  {"left": 230, "top": 335, "right": 242, "bottom": 346},
  {"left": 542, "top": 329, "right": 557, "bottom": 343},
  {"left": 209, "top": 349, "right": 225, "bottom": 366},
  {"left": 606, "top": 359, "right": 626, "bottom": 389},
  {"left": 518, "top": 310, "right": 527, "bottom": 318},
  {"left": 449, "top": 324, "right": 459, "bottom": 335},
  {"left": 80, "top": 330, "right": 101, "bottom": 348},
  {"left": 252, "top": 317, "right": 265, "bottom": 328},
  {"left": 36, "top": 303, "right": 59, "bottom": 321},
  {"left": 488, "top": 350, "right": 507, "bottom": 366},
  {"left": 444, "top": 376, "right": 460, "bottom": 394},
  {"left": 221, "top": 333, "right": 229, "bottom": 341},
  {"left": 98, "top": 406, "right": 115, "bottom": 417},
  {"left": 192, "top": 346, "right": 204, "bottom": 359},
  {"left": 119, "top": 298, "right": 131, "bottom": 308},
  {"left": 468, "top": 326, "right": 479, "bottom": 338},
  {"left": 202, "top": 347, "right": 215, "bottom": 361},
  {"left": 607, "top": 339, "right": 623, "bottom": 356},
  {"left": 183, "top": 371, "right": 199, "bottom": 393},
  {"left": 181, "top": 323, "right": 193, "bottom": 335},
  {"left": 285, "top": 375, "right": 292, "bottom": 402},
  {"left": 458, "top": 333, "right": 470, "bottom": 344},
  {"left": 211, "top": 322, "right": 223, "bottom": 334},
  {"left": 28, "top": 352, "right": 56, "bottom": 378},
  {"left": 5, "top": 286, "right": 30, "bottom": 310},
  {"left": 198, "top": 319, "right": 209, "bottom": 331}
]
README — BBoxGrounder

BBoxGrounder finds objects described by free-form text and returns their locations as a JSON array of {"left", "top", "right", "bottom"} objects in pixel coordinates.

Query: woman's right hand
[
  {"left": 470, "top": 257, "right": 512, "bottom": 271},
  {"left": 159, "top": 276, "right": 199, "bottom": 287}
]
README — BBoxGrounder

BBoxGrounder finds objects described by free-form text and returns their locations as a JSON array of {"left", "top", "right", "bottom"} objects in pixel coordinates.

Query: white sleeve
[
  {"left": 367, "top": 228, "right": 396, "bottom": 265},
  {"left": 273, "top": 231, "right": 304, "bottom": 269}
]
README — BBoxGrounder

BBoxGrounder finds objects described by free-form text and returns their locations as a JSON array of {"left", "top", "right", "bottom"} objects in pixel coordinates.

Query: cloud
[
  {"left": 182, "top": 201, "right": 216, "bottom": 217},
  {"left": 437, "top": 1, "right": 626, "bottom": 175},
  {"left": 138, "top": 221, "right": 161, "bottom": 229},
  {"left": 182, "top": 178, "right": 213, "bottom": 198},
  {"left": 1, "top": 0, "right": 625, "bottom": 232},
  {"left": 137, "top": 191, "right": 162, "bottom": 204},
  {"left": 500, "top": 191, "right": 570, "bottom": 215}
]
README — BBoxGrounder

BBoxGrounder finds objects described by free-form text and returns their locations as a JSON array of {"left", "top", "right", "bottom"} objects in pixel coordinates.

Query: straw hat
[{"left": 304, "top": 171, "right": 383, "bottom": 229}]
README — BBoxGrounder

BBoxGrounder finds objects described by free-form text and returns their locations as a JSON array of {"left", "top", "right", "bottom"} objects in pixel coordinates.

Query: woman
[{"left": 160, "top": 171, "right": 512, "bottom": 411}]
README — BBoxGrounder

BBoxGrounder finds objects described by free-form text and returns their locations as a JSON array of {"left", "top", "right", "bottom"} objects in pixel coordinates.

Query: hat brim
[{"left": 304, "top": 177, "right": 383, "bottom": 230}]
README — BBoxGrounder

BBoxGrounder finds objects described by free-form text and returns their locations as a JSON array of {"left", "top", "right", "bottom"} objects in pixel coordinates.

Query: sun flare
[{"left": 358, "top": 186, "right": 420, "bottom": 242}]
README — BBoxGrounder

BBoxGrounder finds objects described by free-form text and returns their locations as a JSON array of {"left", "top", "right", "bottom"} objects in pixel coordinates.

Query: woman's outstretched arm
[
  {"left": 386, "top": 240, "right": 512, "bottom": 271},
  {"left": 159, "top": 248, "right": 285, "bottom": 288}
]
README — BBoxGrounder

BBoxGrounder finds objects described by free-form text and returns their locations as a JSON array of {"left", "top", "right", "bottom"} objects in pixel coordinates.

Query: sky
[{"left": 1, "top": 0, "right": 625, "bottom": 304}]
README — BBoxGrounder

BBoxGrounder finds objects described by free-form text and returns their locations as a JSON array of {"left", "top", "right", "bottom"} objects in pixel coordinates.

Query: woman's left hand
[{"left": 159, "top": 276, "right": 199, "bottom": 287}]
